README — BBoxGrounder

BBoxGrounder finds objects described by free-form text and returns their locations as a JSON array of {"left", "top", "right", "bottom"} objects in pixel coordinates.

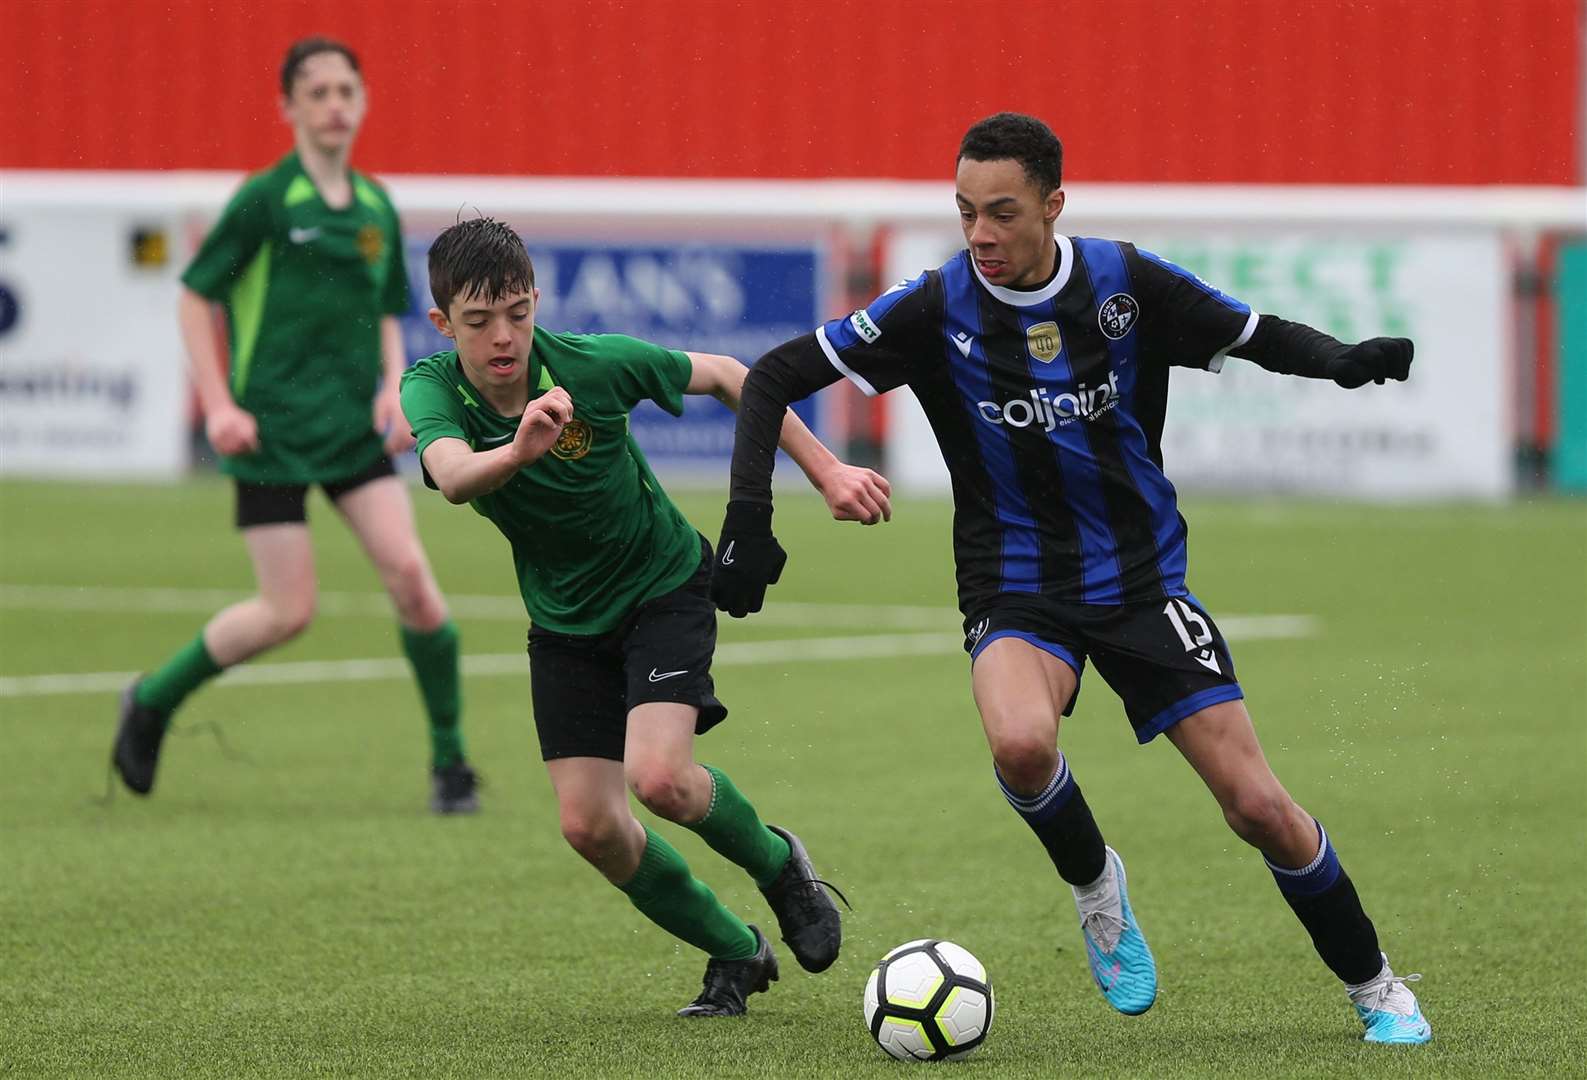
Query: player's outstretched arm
[
  {"left": 419, "top": 387, "right": 573, "bottom": 504},
  {"left": 1232, "top": 316, "right": 1413, "bottom": 388},
  {"left": 179, "top": 286, "right": 259, "bottom": 456},
  {"left": 686, "top": 351, "right": 891, "bottom": 525},
  {"left": 711, "top": 335, "right": 847, "bottom": 618}
]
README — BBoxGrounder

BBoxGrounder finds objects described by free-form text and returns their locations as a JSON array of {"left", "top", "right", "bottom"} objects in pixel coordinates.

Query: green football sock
[
  {"left": 399, "top": 621, "right": 465, "bottom": 768},
  {"left": 685, "top": 765, "right": 792, "bottom": 889},
  {"left": 134, "top": 633, "right": 223, "bottom": 720},
  {"left": 618, "top": 827, "right": 758, "bottom": 961}
]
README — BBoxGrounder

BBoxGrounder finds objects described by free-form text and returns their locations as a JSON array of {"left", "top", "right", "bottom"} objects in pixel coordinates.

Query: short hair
[
  {"left": 958, "top": 112, "right": 1064, "bottom": 195},
  {"left": 427, "top": 217, "right": 537, "bottom": 313},
  {"left": 280, "top": 37, "right": 361, "bottom": 96}
]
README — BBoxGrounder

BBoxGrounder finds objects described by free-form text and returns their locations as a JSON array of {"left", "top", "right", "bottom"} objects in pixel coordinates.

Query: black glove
[
  {"left": 711, "top": 500, "right": 787, "bottom": 618},
  {"left": 1327, "top": 337, "right": 1414, "bottom": 389}
]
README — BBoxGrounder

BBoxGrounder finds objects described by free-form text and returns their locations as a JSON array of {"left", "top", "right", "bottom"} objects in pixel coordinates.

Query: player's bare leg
[
  {"left": 971, "top": 637, "right": 1156, "bottom": 1014},
  {"left": 333, "top": 476, "right": 448, "bottom": 631},
  {"left": 547, "top": 753, "right": 776, "bottom": 1016},
  {"left": 204, "top": 524, "right": 319, "bottom": 663},
  {"left": 335, "top": 476, "right": 473, "bottom": 811},
  {"left": 626, "top": 701, "right": 839, "bottom": 974},
  {"left": 1169, "top": 700, "right": 1431, "bottom": 1043},
  {"left": 111, "top": 524, "right": 316, "bottom": 795}
]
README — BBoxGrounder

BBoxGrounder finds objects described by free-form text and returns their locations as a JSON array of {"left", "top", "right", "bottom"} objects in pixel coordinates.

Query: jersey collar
[{"left": 970, "top": 235, "right": 1074, "bottom": 307}]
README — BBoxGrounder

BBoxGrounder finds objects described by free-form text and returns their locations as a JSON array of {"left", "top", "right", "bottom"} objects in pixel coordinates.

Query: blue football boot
[
  {"left": 1072, "top": 846, "right": 1157, "bottom": 1015},
  {"left": 1348, "top": 955, "right": 1432, "bottom": 1044}
]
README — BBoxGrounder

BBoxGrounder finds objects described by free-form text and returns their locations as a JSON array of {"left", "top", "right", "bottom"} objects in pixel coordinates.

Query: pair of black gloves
[{"left": 709, "top": 336, "right": 1412, "bottom": 618}]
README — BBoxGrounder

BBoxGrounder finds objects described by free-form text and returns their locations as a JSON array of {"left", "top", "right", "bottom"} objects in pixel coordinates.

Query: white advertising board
[
  {"left": 0, "top": 207, "right": 188, "bottom": 477},
  {"left": 884, "top": 226, "right": 1512, "bottom": 498}
]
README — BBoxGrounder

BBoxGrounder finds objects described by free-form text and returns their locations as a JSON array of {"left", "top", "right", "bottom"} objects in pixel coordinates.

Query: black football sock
[
  {"left": 996, "top": 752, "right": 1107, "bottom": 887},
  {"left": 1267, "top": 820, "right": 1384, "bottom": 985}
]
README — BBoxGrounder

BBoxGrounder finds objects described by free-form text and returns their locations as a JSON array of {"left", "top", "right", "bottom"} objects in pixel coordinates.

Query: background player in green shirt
[
  {"left": 401, "top": 217, "right": 892, "bottom": 1016},
  {"left": 111, "top": 38, "right": 477, "bottom": 813}
]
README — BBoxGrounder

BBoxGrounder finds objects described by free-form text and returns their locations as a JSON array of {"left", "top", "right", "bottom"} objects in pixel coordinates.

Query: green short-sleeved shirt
[
  {"left": 399, "top": 329, "right": 702, "bottom": 635},
  {"left": 182, "top": 152, "right": 410, "bottom": 485}
]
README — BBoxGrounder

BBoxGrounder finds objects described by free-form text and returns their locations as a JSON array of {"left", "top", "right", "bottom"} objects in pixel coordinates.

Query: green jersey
[
  {"left": 182, "top": 151, "right": 410, "bottom": 485},
  {"left": 399, "top": 330, "right": 702, "bottom": 635}
]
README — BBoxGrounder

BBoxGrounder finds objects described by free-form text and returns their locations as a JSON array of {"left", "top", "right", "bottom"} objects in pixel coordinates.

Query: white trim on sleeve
[
  {"left": 815, "top": 325, "right": 880, "bottom": 397},
  {"left": 1207, "top": 310, "right": 1259, "bottom": 373}
]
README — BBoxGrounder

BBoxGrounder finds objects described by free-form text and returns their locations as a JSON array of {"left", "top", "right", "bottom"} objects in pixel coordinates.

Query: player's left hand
[
  {"left": 375, "top": 385, "right": 416, "bottom": 454},
  {"left": 819, "top": 463, "right": 892, "bottom": 525},
  {"left": 711, "top": 500, "right": 787, "bottom": 618},
  {"left": 1328, "top": 337, "right": 1414, "bottom": 389}
]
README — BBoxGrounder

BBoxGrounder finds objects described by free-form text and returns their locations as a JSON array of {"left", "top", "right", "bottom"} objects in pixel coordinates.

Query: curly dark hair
[
  {"left": 427, "top": 216, "right": 537, "bottom": 314},
  {"left": 958, "top": 113, "right": 1063, "bottom": 195}
]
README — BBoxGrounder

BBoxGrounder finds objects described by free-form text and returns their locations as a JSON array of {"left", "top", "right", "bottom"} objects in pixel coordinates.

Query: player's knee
[
  {"left": 625, "top": 764, "right": 693, "bottom": 822},
  {"left": 1223, "top": 788, "right": 1293, "bottom": 847},
  {"left": 987, "top": 728, "right": 1059, "bottom": 794},
  {"left": 264, "top": 591, "right": 316, "bottom": 642},
  {"left": 559, "top": 811, "right": 624, "bottom": 864},
  {"left": 386, "top": 553, "right": 440, "bottom": 620}
]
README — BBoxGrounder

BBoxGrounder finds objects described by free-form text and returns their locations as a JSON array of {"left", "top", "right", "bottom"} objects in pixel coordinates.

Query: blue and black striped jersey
[{"left": 818, "top": 235, "right": 1257, "bottom": 611}]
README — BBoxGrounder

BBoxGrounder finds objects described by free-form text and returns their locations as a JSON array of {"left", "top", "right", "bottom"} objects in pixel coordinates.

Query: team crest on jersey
[
  {"left": 551, "top": 419, "right": 593, "bottom": 460},
  {"left": 1098, "top": 293, "right": 1140, "bottom": 340},
  {"left": 357, "top": 224, "right": 385, "bottom": 266},
  {"left": 1026, "top": 321, "right": 1062, "bottom": 364}
]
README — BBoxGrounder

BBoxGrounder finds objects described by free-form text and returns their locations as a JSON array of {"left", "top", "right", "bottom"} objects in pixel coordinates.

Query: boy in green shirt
[
  {"left": 111, "top": 38, "right": 475, "bottom": 812},
  {"left": 401, "top": 217, "right": 892, "bottom": 1016}
]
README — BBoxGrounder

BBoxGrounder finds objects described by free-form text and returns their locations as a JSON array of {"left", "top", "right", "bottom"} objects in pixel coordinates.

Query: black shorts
[
  {"left": 527, "top": 536, "right": 728, "bottom": 762},
  {"left": 233, "top": 456, "right": 397, "bottom": 529},
  {"left": 963, "top": 592, "right": 1243, "bottom": 744}
]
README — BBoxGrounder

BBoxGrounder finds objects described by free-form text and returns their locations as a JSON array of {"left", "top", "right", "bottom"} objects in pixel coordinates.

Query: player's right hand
[
  {"left": 206, "top": 403, "right": 260, "bottom": 456},
  {"left": 711, "top": 500, "right": 788, "bottom": 618},
  {"left": 513, "top": 386, "right": 573, "bottom": 464},
  {"left": 1328, "top": 337, "right": 1414, "bottom": 389}
]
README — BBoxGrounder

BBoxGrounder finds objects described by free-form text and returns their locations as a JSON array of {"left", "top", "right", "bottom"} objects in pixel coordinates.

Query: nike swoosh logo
[
  {"left": 648, "top": 668, "right": 688, "bottom": 682},
  {"left": 481, "top": 433, "right": 513, "bottom": 444},
  {"left": 288, "top": 227, "right": 322, "bottom": 244},
  {"left": 952, "top": 333, "right": 974, "bottom": 358},
  {"left": 721, "top": 541, "right": 735, "bottom": 566}
]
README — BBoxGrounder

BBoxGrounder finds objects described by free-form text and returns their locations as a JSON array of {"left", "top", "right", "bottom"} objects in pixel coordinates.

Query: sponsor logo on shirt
[
  {"left": 1027, "top": 321, "right": 1062, "bottom": 364},
  {"left": 550, "top": 418, "right": 593, "bottom": 460},
  {"left": 287, "top": 226, "right": 322, "bottom": 244},
  {"left": 1098, "top": 293, "right": 1140, "bottom": 340},
  {"left": 976, "top": 372, "right": 1121, "bottom": 431},
  {"left": 849, "top": 309, "right": 882, "bottom": 343}
]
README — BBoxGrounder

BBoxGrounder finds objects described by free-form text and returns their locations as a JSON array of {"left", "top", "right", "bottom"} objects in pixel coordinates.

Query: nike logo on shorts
[
  {"left": 288, "top": 226, "right": 322, "bottom": 244},
  {"left": 721, "top": 541, "right": 735, "bottom": 566},
  {"left": 648, "top": 668, "right": 688, "bottom": 682},
  {"left": 481, "top": 433, "right": 513, "bottom": 443}
]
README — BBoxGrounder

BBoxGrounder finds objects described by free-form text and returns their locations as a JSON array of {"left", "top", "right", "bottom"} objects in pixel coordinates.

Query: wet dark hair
[
  {"left": 427, "top": 216, "right": 537, "bottom": 313},
  {"left": 958, "top": 112, "right": 1064, "bottom": 195},
  {"left": 280, "top": 37, "right": 361, "bottom": 96}
]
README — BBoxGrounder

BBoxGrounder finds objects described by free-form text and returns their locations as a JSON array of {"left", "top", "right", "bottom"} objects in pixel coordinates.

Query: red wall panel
[{"left": 2, "top": 0, "right": 1579, "bottom": 184}]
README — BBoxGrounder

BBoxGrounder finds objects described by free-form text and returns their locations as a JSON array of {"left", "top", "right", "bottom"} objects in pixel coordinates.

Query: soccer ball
[{"left": 862, "top": 939, "right": 995, "bottom": 1061}]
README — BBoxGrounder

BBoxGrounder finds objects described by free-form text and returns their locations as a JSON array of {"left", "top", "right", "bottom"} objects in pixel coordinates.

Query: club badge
[
  {"left": 357, "top": 223, "right": 385, "bottom": 266},
  {"left": 551, "top": 419, "right": 593, "bottom": 460},
  {"left": 1098, "top": 293, "right": 1140, "bottom": 340}
]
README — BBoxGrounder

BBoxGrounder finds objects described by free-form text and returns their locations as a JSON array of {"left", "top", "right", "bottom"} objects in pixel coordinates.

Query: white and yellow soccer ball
[{"left": 862, "top": 939, "right": 994, "bottom": 1062}]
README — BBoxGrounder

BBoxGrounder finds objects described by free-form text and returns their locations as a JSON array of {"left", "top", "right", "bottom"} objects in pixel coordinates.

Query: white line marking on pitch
[
  {"left": 0, "top": 618, "right": 1318, "bottom": 699},
  {"left": 0, "top": 584, "right": 954, "bottom": 629}
]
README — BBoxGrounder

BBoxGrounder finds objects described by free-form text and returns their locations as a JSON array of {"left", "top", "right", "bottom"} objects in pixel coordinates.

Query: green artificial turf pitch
[{"left": 2, "top": 479, "right": 1583, "bottom": 1077}]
